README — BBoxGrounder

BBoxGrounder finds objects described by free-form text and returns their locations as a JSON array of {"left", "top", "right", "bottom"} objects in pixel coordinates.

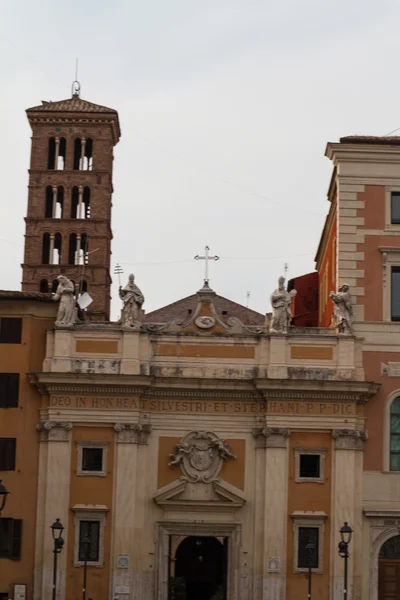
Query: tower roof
[
  {"left": 26, "top": 96, "right": 121, "bottom": 142},
  {"left": 26, "top": 97, "right": 118, "bottom": 114}
]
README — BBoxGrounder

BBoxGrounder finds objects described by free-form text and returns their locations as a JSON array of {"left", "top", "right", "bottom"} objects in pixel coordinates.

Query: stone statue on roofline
[
  {"left": 53, "top": 275, "right": 76, "bottom": 327},
  {"left": 329, "top": 284, "right": 354, "bottom": 335},
  {"left": 270, "top": 276, "right": 297, "bottom": 334},
  {"left": 119, "top": 273, "right": 145, "bottom": 328}
]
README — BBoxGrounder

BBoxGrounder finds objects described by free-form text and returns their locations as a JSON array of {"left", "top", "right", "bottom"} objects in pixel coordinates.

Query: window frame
[
  {"left": 0, "top": 319, "right": 22, "bottom": 344},
  {"left": 77, "top": 441, "right": 108, "bottom": 477},
  {"left": 294, "top": 448, "right": 326, "bottom": 483},
  {"left": 72, "top": 505, "right": 108, "bottom": 567},
  {"left": 0, "top": 374, "right": 19, "bottom": 408},
  {"left": 291, "top": 512, "right": 326, "bottom": 574},
  {"left": 386, "top": 188, "right": 400, "bottom": 229},
  {"left": 0, "top": 518, "right": 22, "bottom": 560},
  {"left": 0, "top": 438, "right": 16, "bottom": 471},
  {"left": 78, "top": 519, "right": 100, "bottom": 562}
]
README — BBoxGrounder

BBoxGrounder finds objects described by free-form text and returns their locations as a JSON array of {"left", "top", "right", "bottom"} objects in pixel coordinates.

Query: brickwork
[{"left": 22, "top": 97, "right": 120, "bottom": 320}]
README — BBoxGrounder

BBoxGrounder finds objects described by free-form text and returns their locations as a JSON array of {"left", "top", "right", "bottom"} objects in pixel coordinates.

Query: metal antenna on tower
[
  {"left": 246, "top": 291, "right": 250, "bottom": 308},
  {"left": 114, "top": 263, "right": 124, "bottom": 287},
  {"left": 71, "top": 58, "right": 81, "bottom": 98},
  {"left": 284, "top": 263, "right": 288, "bottom": 279}
]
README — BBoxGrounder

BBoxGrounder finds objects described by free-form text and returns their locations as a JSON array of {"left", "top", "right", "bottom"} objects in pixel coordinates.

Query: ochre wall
[
  {"left": 318, "top": 216, "right": 337, "bottom": 327},
  {"left": 286, "top": 432, "right": 332, "bottom": 600},
  {"left": 66, "top": 426, "right": 114, "bottom": 600},
  {"left": 0, "top": 311, "right": 54, "bottom": 599}
]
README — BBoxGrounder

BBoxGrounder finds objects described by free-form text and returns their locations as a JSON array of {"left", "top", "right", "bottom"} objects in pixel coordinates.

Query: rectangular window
[
  {"left": 78, "top": 520, "right": 100, "bottom": 562},
  {"left": 82, "top": 448, "right": 103, "bottom": 472},
  {"left": 391, "top": 193, "right": 400, "bottom": 224},
  {"left": 0, "top": 374, "right": 19, "bottom": 408},
  {"left": 0, "top": 319, "right": 22, "bottom": 344},
  {"left": 298, "top": 527, "right": 319, "bottom": 569},
  {"left": 0, "top": 518, "right": 22, "bottom": 559},
  {"left": 0, "top": 439, "right": 16, "bottom": 471},
  {"left": 299, "top": 454, "right": 320, "bottom": 478},
  {"left": 391, "top": 268, "right": 400, "bottom": 321}
]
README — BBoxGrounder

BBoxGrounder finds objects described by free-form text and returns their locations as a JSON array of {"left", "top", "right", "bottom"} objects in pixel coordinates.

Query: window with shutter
[
  {"left": 0, "top": 439, "right": 16, "bottom": 470},
  {"left": 78, "top": 520, "right": 100, "bottom": 562},
  {"left": 0, "top": 319, "right": 22, "bottom": 344},
  {"left": 0, "top": 374, "right": 19, "bottom": 408},
  {"left": 0, "top": 518, "right": 22, "bottom": 560},
  {"left": 298, "top": 527, "right": 319, "bottom": 569}
]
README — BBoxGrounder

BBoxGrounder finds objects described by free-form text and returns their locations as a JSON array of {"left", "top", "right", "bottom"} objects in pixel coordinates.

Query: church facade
[{"left": 2, "top": 91, "right": 400, "bottom": 600}]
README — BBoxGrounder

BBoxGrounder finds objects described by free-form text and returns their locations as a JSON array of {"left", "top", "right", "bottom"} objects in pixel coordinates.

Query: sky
[{"left": 1, "top": 0, "right": 399, "bottom": 318}]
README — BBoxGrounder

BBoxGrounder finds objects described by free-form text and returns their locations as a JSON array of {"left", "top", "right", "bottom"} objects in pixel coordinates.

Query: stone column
[
  {"left": 253, "top": 427, "right": 290, "bottom": 600},
  {"left": 49, "top": 234, "right": 55, "bottom": 264},
  {"left": 54, "top": 137, "right": 60, "bottom": 170},
  {"left": 52, "top": 186, "right": 58, "bottom": 218},
  {"left": 111, "top": 423, "right": 152, "bottom": 600},
  {"left": 34, "top": 421, "right": 73, "bottom": 600},
  {"left": 76, "top": 234, "right": 81, "bottom": 265},
  {"left": 77, "top": 185, "right": 84, "bottom": 219},
  {"left": 80, "top": 138, "right": 86, "bottom": 170},
  {"left": 331, "top": 430, "right": 367, "bottom": 600}
]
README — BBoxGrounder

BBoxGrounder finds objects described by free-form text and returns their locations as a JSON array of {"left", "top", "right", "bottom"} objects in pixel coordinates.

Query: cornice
[
  {"left": 326, "top": 143, "right": 400, "bottom": 165},
  {"left": 30, "top": 372, "right": 379, "bottom": 402},
  {"left": 28, "top": 114, "right": 120, "bottom": 145}
]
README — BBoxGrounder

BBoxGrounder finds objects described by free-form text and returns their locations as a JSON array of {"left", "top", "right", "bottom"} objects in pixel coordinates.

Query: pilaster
[
  {"left": 331, "top": 429, "right": 367, "bottom": 600},
  {"left": 111, "top": 422, "right": 152, "bottom": 600},
  {"left": 34, "top": 421, "right": 73, "bottom": 600},
  {"left": 253, "top": 427, "right": 290, "bottom": 599}
]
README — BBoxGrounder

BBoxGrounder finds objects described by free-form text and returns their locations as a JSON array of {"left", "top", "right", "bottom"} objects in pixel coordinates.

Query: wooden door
[{"left": 379, "top": 559, "right": 400, "bottom": 599}]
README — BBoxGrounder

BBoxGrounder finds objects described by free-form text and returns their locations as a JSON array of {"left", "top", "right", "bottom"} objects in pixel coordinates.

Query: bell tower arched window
[
  {"left": 71, "top": 186, "right": 91, "bottom": 219},
  {"left": 73, "top": 138, "right": 93, "bottom": 171},
  {"left": 42, "top": 232, "right": 62, "bottom": 264},
  {"left": 48, "top": 137, "right": 66, "bottom": 170},
  {"left": 68, "top": 233, "right": 88, "bottom": 265},
  {"left": 390, "top": 397, "right": 400, "bottom": 470},
  {"left": 45, "top": 186, "right": 64, "bottom": 218}
]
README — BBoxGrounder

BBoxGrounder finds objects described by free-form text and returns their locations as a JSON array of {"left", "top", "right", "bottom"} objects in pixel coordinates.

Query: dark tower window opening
[
  {"left": 45, "top": 186, "right": 63, "bottom": 218},
  {"left": 71, "top": 186, "right": 91, "bottom": 219},
  {"left": 48, "top": 138, "right": 56, "bottom": 170},
  {"left": 48, "top": 137, "right": 66, "bottom": 170},
  {"left": 73, "top": 137, "right": 93, "bottom": 171},
  {"left": 52, "top": 232, "right": 62, "bottom": 265},
  {"left": 82, "top": 280, "right": 88, "bottom": 293},
  {"left": 52, "top": 279, "right": 59, "bottom": 293},
  {"left": 69, "top": 233, "right": 77, "bottom": 265},
  {"left": 39, "top": 279, "right": 49, "bottom": 293},
  {"left": 42, "top": 233, "right": 50, "bottom": 264},
  {"left": 80, "top": 233, "right": 88, "bottom": 265}
]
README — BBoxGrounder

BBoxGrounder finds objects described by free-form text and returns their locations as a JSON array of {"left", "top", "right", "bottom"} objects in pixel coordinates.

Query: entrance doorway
[
  {"left": 169, "top": 536, "right": 227, "bottom": 600},
  {"left": 379, "top": 535, "right": 400, "bottom": 599}
]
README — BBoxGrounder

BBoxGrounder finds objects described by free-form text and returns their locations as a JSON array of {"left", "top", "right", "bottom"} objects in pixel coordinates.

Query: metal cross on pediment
[{"left": 194, "top": 245, "right": 219, "bottom": 284}]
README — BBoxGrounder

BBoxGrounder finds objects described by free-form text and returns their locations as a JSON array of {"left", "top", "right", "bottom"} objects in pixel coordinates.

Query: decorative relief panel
[
  {"left": 36, "top": 421, "right": 72, "bottom": 442},
  {"left": 252, "top": 427, "right": 290, "bottom": 448},
  {"left": 114, "top": 423, "right": 151, "bottom": 444},
  {"left": 332, "top": 429, "right": 368, "bottom": 450},
  {"left": 168, "top": 431, "right": 236, "bottom": 483},
  {"left": 267, "top": 557, "right": 280, "bottom": 573}
]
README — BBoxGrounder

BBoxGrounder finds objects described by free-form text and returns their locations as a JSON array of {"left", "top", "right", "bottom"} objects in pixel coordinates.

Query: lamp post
[
  {"left": 50, "top": 518, "right": 65, "bottom": 600},
  {"left": 338, "top": 522, "right": 353, "bottom": 600},
  {"left": 81, "top": 534, "right": 90, "bottom": 600},
  {"left": 305, "top": 540, "right": 316, "bottom": 600}
]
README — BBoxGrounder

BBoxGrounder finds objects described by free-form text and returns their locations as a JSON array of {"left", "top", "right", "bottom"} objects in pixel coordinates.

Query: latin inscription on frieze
[{"left": 49, "top": 396, "right": 355, "bottom": 415}]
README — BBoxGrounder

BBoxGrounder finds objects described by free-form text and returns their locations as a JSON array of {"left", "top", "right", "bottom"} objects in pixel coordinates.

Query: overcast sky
[{"left": 1, "top": 0, "right": 398, "bottom": 318}]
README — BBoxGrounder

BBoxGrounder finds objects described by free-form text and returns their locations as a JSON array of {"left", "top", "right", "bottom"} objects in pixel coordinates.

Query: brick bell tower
[{"left": 22, "top": 83, "right": 121, "bottom": 321}]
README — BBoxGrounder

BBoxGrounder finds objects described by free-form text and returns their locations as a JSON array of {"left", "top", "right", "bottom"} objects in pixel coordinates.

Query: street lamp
[
  {"left": 50, "top": 518, "right": 65, "bottom": 600},
  {"left": 305, "top": 540, "right": 316, "bottom": 600},
  {"left": 81, "top": 534, "right": 91, "bottom": 600},
  {"left": 338, "top": 522, "right": 353, "bottom": 600},
  {"left": 0, "top": 480, "right": 9, "bottom": 512}
]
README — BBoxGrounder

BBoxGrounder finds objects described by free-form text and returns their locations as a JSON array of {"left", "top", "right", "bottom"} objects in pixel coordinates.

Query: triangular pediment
[{"left": 153, "top": 477, "right": 245, "bottom": 510}]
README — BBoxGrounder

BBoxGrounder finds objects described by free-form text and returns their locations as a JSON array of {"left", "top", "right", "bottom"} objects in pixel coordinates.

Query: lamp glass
[
  {"left": 50, "top": 518, "right": 64, "bottom": 540},
  {"left": 340, "top": 522, "right": 353, "bottom": 544}
]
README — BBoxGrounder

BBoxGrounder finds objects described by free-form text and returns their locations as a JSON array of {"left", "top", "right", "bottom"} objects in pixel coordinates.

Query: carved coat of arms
[{"left": 168, "top": 431, "right": 236, "bottom": 483}]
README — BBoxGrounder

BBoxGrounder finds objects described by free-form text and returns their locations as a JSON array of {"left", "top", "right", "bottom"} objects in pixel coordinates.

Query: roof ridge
[{"left": 26, "top": 97, "right": 118, "bottom": 113}]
